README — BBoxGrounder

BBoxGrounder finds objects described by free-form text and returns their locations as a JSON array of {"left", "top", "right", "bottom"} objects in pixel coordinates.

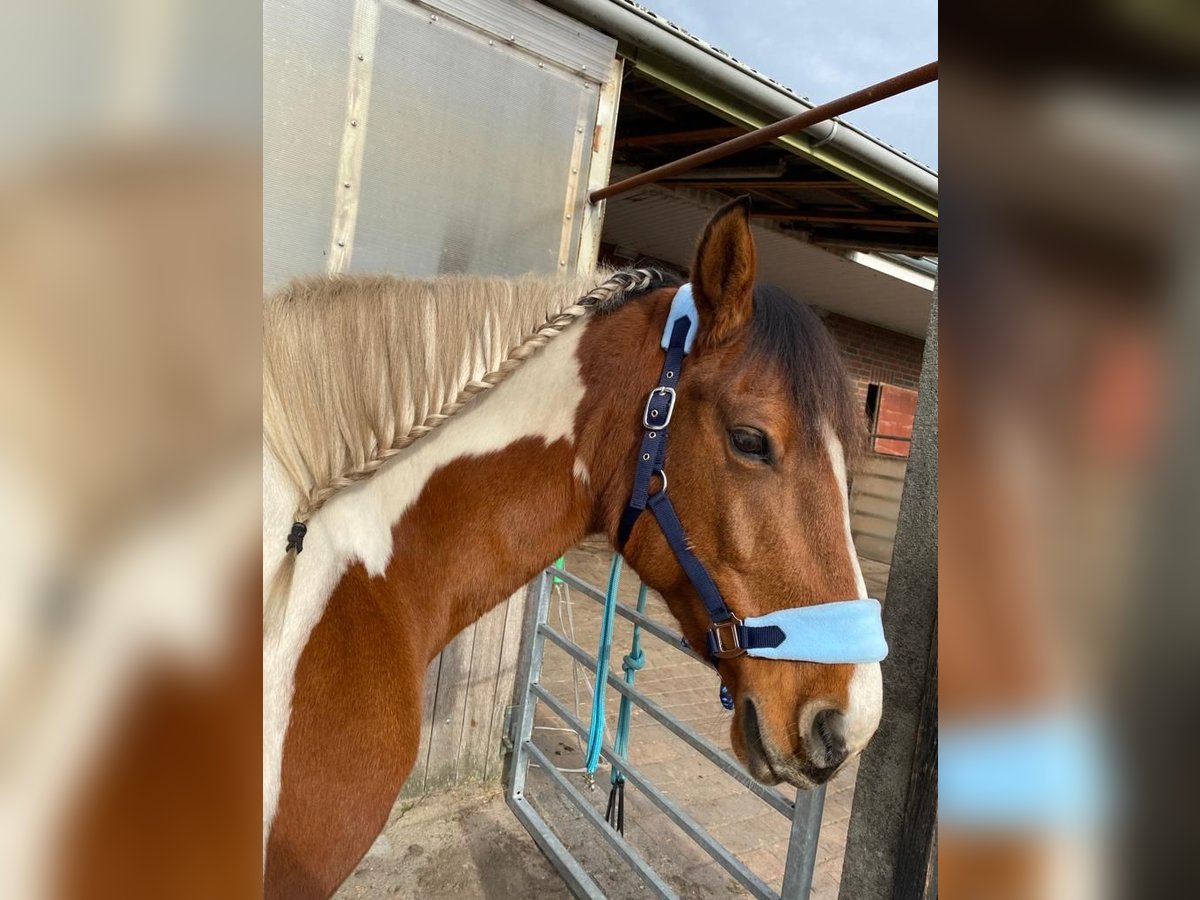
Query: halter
[{"left": 615, "top": 284, "right": 889, "bottom": 666}]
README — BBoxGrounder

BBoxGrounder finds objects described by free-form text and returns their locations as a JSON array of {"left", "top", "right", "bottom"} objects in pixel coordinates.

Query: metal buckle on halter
[
  {"left": 708, "top": 617, "right": 746, "bottom": 659},
  {"left": 642, "top": 386, "right": 677, "bottom": 429}
]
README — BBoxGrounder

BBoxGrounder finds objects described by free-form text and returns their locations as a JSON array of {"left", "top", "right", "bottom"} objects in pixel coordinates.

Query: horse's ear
[{"left": 690, "top": 196, "right": 756, "bottom": 349}]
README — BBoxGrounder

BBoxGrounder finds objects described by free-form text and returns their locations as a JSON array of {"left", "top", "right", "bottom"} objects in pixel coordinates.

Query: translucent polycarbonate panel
[
  {"left": 415, "top": 0, "right": 617, "bottom": 83},
  {"left": 262, "top": 0, "right": 355, "bottom": 290},
  {"left": 350, "top": 2, "right": 610, "bottom": 277}
]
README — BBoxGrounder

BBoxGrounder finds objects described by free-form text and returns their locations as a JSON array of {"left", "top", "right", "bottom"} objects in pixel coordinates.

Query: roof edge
[{"left": 540, "top": 0, "right": 938, "bottom": 210}]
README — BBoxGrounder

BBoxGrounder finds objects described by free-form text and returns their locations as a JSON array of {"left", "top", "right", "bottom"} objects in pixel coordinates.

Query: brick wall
[{"left": 823, "top": 313, "right": 925, "bottom": 415}]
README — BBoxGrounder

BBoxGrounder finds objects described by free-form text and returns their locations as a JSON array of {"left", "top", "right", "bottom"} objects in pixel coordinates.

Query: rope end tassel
[
  {"left": 605, "top": 776, "right": 626, "bottom": 835},
  {"left": 285, "top": 521, "right": 307, "bottom": 554}
]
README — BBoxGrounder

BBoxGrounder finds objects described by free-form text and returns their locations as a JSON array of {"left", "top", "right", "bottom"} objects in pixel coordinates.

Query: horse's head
[{"left": 581, "top": 198, "right": 880, "bottom": 788}]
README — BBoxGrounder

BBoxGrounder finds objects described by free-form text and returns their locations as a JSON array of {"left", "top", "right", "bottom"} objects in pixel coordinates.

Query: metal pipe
[
  {"left": 508, "top": 571, "right": 556, "bottom": 801},
  {"left": 543, "top": 0, "right": 937, "bottom": 202},
  {"left": 590, "top": 61, "right": 937, "bottom": 203},
  {"left": 780, "top": 783, "right": 826, "bottom": 898}
]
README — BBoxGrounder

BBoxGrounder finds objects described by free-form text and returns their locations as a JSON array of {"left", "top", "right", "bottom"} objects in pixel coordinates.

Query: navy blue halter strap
[
  {"left": 616, "top": 315, "right": 688, "bottom": 549},
  {"left": 615, "top": 284, "right": 888, "bottom": 666}
]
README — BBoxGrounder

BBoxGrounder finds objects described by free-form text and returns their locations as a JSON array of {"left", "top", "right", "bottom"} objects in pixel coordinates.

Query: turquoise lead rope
[
  {"left": 577, "top": 550, "right": 649, "bottom": 834},
  {"left": 612, "top": 582, "right": 648, "bottom": 769},
  {"left": 604, "top": 580, "right": 648, "bottom": 833},
  {"left": 584, "top": 554, "right": 623, "bottom": 774},
  {"left": 578, "top": 552, "right": 711, "bottom": 832}
]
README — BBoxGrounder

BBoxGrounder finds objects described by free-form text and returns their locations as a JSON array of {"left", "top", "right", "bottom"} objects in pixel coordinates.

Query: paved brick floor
[{"left": 524, "top": 537, "right": 889, "bottom": 898}]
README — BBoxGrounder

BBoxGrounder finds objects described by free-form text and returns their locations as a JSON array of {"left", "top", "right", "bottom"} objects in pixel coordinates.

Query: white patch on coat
[
  {"left": 824, "top": 422, "right": 882, "bottom": 755},
  {"left": 572, "top": 458, "right": 590, "bottom": 485},
  {"left": 823, "top": 423, "right": 868, "bottom": 600},
  {"left": 844, "top": 662, "right": 884, "bottom": 755},
  {"left": 262, "top": 322, "right": 589, "bottom": 854}
]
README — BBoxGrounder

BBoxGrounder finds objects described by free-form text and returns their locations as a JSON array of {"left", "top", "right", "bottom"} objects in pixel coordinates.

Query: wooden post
[{"left": 839, "top": 285, "right": 938, "bottom": 899}]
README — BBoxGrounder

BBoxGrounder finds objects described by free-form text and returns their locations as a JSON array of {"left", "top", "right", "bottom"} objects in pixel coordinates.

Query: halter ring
[{"left": 650, "top": 469, "right": 667, "bottom": 495}]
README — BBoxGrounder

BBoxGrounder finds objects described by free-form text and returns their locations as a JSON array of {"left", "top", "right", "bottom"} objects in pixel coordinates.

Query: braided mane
[{"left": 263, "top": 268, "right": 664, "bottom": 541}]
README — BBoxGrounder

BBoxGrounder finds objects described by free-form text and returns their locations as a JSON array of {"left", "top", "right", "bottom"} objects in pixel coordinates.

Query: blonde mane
[{"left": 263, "top": 269, "right": 663, "bottom": 534}]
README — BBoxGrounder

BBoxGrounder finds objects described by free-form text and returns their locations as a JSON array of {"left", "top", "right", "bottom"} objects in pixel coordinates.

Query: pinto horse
[{"left": 262, "top": 199, "right": 881, "bottom": 898}]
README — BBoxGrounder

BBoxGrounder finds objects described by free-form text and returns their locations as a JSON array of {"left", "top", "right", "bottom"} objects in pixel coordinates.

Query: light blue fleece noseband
[{"left": 741, "top": 598, "right": 888, "bottom": 663}]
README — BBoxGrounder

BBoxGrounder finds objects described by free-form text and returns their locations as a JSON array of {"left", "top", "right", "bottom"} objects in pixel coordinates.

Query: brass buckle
[{"left": 709, "top": 617, "right": 746, "bottom": 659}]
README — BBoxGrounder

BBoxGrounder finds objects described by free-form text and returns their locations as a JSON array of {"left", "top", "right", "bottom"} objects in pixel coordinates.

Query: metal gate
[{"left": 506, "top": 562, "right": 828, "bottom": 899}]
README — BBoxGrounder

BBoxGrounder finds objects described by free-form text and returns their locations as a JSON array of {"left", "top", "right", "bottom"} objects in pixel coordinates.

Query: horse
[{"left": 262, "top": 198, "right": 881, "bottom": 898}]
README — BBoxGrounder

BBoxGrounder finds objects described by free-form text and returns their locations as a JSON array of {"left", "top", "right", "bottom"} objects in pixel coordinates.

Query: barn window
[{"left": 866, "top": 383, "right": 917, "bottom": 457}]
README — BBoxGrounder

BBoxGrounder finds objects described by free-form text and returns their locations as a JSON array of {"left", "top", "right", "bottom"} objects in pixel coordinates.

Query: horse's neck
[
  {"left": 397, "top": 292, "right": 678, "bottom": 656},
  {"left": 351, "top": 317, "right": 597, "bottom": 659}
]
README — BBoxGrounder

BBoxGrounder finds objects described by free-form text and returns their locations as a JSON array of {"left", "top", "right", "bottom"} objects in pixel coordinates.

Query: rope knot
[
  {"left": 285, "top": 522, "right": 308, "bottom": 554},
  {"left": 622, "top": 649, "right": 645, "bottom": 674}
]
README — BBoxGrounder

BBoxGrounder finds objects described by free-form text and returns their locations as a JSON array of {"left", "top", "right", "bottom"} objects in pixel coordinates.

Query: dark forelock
[{"left": 745, "top": 285, "right": 864, "bottom": 462}]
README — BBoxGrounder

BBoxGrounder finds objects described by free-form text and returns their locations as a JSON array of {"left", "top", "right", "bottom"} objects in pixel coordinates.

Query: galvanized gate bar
[
  {"left": 552, "top": 567, "right": 709, "bottom": 664},
  {"left": 508, "top": 570, "right": 555, "bottom": 803},
  {"left": 532, "top": 684, "right": 779, "bottom": 899},
  {"left": 524, "top": 739, "right": 678, "bottom": 899},
  {"left": 780, "top": 781, "right": 826, "bottom": 898},
  {"left": 539, "top": 622, "right": 795, "bottom": 816}
]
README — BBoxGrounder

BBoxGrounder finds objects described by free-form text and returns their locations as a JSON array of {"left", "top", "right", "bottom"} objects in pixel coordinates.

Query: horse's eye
[{"left": 729, "top": 427, "right": 769, "bottom": 460}]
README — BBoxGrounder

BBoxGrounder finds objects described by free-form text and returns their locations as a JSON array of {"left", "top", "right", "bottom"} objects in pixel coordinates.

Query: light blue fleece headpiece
[
  {"left": 742, "top": 598, "right": 888, "bottom": 664},
  {"left": 661, "top": 283, "right": 699, "bottom": 354}
]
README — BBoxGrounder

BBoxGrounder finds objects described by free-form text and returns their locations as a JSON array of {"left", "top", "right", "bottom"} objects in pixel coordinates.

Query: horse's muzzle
[{"left": 740, "top": 698, "right": 850, "bottom": 788}]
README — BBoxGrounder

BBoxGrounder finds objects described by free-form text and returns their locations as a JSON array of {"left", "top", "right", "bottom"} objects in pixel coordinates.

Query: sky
[{"left": 642, "top": 0, "right": 938, "bottom": 169}]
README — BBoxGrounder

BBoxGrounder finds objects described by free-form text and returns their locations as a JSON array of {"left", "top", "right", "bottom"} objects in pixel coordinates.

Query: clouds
[{"left": 644, "top": 0, "right": 938, "bottom": 168}]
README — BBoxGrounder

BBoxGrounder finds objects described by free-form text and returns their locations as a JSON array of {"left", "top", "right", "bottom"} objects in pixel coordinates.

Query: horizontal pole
[
  {"left": 533, "top": 685, "right": 778, "bottom": 899},
  {"left": 523, "top": 739, "right": 677, "bottom": 899},
  {"left": 539, "top": 623, "right": 795, "bottom": 817},
  {"left": 549, "top": 567, "right": 709, "bottom": 665},
  {"left": 811, "top": 237, "right": 939, "bottom": 256},
  {"left": 661, "top": 178, "right": 856, "bottom": 191},
  {"left": 590, "top": 61, "right": 938, "bottom": 204},
  {"left": 615, "top": 125, "right": 744, "bottom": 148},
  {"left": 752, "top": 211, "right": 939, "bottom": 228},
  {"left": 545, "top": 565, "right": 608, "bottom": 603}
]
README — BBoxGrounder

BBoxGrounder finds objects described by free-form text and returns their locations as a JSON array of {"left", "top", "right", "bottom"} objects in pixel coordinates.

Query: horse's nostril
[
  {"left": 742, "top": 698, "right": 767, "bottom": 758},
  {"left": 811, "top": 709, "right": 849, "bottom": 771}
]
